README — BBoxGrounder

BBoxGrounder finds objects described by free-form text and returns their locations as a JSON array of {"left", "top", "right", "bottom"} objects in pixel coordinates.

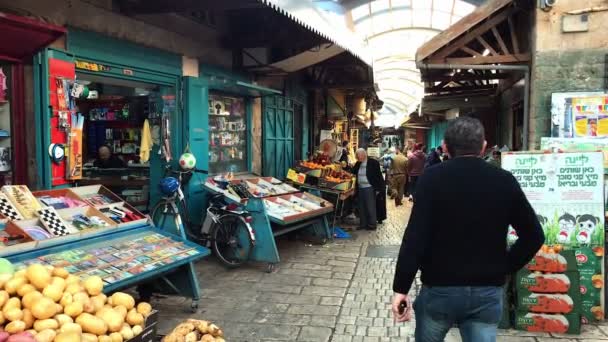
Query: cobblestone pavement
[{"left": 153, "top": 201, "right": 608, "bottom": 341}]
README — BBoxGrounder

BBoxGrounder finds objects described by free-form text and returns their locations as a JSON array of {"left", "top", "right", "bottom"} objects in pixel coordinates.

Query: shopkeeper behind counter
[{"left": 94, "top": 145, "right": 126, "bottom": 168}]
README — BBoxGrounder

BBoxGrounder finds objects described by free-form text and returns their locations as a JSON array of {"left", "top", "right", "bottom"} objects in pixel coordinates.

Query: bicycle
[{"left": 150, "top": 166, "right": 255, "bottom": 268}]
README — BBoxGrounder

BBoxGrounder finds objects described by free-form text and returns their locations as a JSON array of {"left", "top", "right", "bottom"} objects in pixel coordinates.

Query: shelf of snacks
[
  {"left": 0, "top": 260, "right": 160, "bottom": 341},
  {"left": 0, "top": 185, "right": 209, "bottom": 307}
]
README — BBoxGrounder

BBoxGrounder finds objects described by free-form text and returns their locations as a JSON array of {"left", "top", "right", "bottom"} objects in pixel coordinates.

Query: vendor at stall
[{"left": 94, "top": 145, "right": 126, "bottom": 168}]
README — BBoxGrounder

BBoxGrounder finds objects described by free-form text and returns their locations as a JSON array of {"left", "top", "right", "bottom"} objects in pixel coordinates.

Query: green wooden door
[{"left": 263, "top": 96, "right": 294, "bottom": 179}]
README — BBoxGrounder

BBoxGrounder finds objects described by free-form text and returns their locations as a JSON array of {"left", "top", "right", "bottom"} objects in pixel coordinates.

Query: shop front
[
  {"left": 0, "top": 13, "right": 66, "bottom": 187},
  {"left": 34, "top": 29, "right": 183, "bottom": 212}
]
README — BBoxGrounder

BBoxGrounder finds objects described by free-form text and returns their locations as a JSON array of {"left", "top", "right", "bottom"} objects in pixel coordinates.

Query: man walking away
[
  {"left": 390, "top": 147, "right": 408, "bottom": 206},
  {"left": 425, "top": 146, "right": 443, "bottom": 169},
  {"left": 352, "top": 149, "right": 385, "bottom": 230},
  {"left": 406, "top": 143, "right": 425, "bottom": 202},
  {"left": 391, "top": 117, "right": 545, "bottom": 342}
]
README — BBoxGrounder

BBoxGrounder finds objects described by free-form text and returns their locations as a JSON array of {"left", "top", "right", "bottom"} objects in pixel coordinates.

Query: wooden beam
[
  {"left": 425, "top": 84, "right": 497, "bottom": 93},
  {"left": 476, "top": 36, "right": 498, "bottom": 56},
  {"left": 491, "top": 26, "right": 509, "bottom": 55},
  {"left": 432, "top": 53, "right": 531, "bottom": 65},
  {"left": 120, "top": 0, "right": 262, "bottom": 14},
  {"left": 431, "top": 6, "right": 515, "bottom": 61},
  {"left": 461, "top": 46, "right": 482, "bottom": 57},
  {"left": 507, "top": 16, "right": 520, "bottom": 54},
  {"left": 421, "top": 73, "right": 510, "bottom": 82}
]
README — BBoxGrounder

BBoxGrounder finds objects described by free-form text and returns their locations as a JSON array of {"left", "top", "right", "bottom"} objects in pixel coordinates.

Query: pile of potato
[
  {"left": 162, "top": 319, "right": 224, "bottom": 342},
  {"left": 0, "top": 263, "right": 153, "bottom": 342}
]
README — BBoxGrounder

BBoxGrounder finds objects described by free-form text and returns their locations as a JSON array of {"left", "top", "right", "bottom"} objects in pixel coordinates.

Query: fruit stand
[
  {"left": 204, "top": 176, "right": 333, "bottom": 272},
  {"left": 0, "top": 185, "right": 210, "bottom": 312}
]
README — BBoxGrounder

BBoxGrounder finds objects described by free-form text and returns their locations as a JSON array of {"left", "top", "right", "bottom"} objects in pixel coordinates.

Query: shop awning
[
  {"left": 0, "top": 12, "right": 66, "bottom": 62},
  {"left": 258, "top": 0, "right": 372, "bottom": 66}
]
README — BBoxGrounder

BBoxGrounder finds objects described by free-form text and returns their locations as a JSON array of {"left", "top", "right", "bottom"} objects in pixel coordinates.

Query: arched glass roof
[{"left": 349, "top": 0, "right": 477, "bottom": 126}]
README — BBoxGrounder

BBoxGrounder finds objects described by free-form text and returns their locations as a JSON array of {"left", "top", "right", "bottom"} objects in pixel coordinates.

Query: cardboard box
[
  {"left": 515, "top": 269, "right": 580, "bottom": 294},
  {"left": 575, "top": 246, "right": 603, "bottom": 273},
  {"left": 516, "top": 290, "right": 580, "bottom": 314},
  {"left": 526, "top": 250, "right": 578, "bottom": 273},
  {"left": 515, "top": 311, "right": 581, "bottom": 334},
  {"left": 580, "top": 268, "right": 604, "bottom": 322}
]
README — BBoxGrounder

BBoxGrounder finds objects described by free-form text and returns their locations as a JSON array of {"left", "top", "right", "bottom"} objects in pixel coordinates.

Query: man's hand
[{"left": 391, "top": 292, "right": 412, "bottom": 322}]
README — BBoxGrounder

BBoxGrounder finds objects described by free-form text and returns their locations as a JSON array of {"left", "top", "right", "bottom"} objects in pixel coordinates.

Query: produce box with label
[
  {"left": 516, "top": 288, "right": 580, "bottom": 314},
  {"left": 515, "top": 269, "right": 580, "bottom": 294},
  {"left": 515, "top": 311, "right": 581, "bottom": 334},
  {"left": 525, "top": 250, "right": 578, "bottom": 273}
]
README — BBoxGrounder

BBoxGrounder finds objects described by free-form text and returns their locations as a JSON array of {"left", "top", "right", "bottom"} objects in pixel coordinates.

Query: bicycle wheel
[
  {"left": 211, "top": 214, "right": 253, "bottom": 268},
  {"left": 151, "top": 200, "right": 178, "bottom": 230}
]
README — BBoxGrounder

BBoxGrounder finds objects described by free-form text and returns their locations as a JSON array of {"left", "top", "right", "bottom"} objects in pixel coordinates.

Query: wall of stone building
[
  {"left": 529, "top": 0, "right": 608, "bottom": 148},
  {"left": 0, "top": 0, "right": 232, "bottom": 67}
]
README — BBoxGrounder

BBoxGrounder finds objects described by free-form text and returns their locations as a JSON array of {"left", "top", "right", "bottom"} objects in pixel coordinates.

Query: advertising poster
[
  {"left": 572, "top": 97, "right": 608, "bottom": 138},
  {"left": 551, "top": 92, "right": 606, "bottom": 138},
  {"left": 502, "top": 152, "right": 605, "bottom": 323},
  {"left": 541, "top": 137, "right": 608, "bottom": 170}
]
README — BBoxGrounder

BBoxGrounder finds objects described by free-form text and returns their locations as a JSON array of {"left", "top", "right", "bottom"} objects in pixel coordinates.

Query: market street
[{"left": 153, "top": 202, "right": 608, "bottom": 342}]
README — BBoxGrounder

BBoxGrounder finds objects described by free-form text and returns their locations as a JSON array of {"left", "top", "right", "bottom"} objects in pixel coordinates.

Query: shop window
[{"left": 208, "top": 93, "right": 248, "bottom": 175}]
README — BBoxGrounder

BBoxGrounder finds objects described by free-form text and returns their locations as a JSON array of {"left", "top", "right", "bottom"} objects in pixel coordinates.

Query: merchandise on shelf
[
  {"left": 515, "top": 312, "right": 581, "bottom": 334},
  {"left": 2, "top": 186, "right": 42, "bottom": 220}
]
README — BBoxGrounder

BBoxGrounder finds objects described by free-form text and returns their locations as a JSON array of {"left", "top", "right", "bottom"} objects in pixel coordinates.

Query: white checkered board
[
  {"left": 37, "top": 207, "right": 77, "bottom": 236},
  {"left": 0, "top": 193, "right": 23, "bottom": 220}
]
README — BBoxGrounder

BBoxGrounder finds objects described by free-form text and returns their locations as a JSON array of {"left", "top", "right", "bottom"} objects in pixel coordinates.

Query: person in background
[
  {"left": 488, "top": 149, "right": 501, "bottom": 168},
  {"left": 390, "top": 147, "right": 408, "bottom": 206},
  {"left": 383, "top": 147, "right": 395, "bottom": 198},
  {"left": 406, "top": 143, "right": 426, "bottom": 202},
  {"left": 352, "top": 149, "right": 386, "bottom": 230},
  {"left": 424, "top": 146, "right": 443, "bottom": 169},
  {"left": 391, "top": 117, "right": 544, "bottom": 342},
  {"left": 94, "top": 145, "right": 126, "bottom": 168}
]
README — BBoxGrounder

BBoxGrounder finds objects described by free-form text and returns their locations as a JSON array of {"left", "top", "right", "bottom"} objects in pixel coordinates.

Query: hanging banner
[
  {"left": 502, "top": 151, "right": 605, "bottom": 323},
  {"left": 541, "top": 137, "right": 608, "bottom": 170}
]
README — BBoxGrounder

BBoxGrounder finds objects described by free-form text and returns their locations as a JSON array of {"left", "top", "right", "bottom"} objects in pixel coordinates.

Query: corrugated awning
[
  {"left": 0, "top": 12, "right": 66, "bottom": 62},
  {"left": 258, "top": 0, "right": 372, "bottom": 66}
]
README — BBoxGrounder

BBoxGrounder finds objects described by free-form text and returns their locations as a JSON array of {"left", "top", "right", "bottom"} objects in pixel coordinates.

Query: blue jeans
[{"left": 414, "top": 286, "right": 503, "bottom": 342}]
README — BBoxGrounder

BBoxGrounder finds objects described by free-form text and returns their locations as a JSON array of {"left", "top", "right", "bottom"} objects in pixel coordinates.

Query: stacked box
[
  {"left": 515, "top": 250, "right": 582, "bottom": 334},
  {"left": 575, "top": 246, "right": 605, "bottom": 322}
]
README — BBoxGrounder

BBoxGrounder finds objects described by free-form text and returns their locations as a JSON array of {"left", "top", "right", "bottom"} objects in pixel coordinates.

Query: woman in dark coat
[{"left": 352, "top": 149, "right": 387, "bottom": 230}]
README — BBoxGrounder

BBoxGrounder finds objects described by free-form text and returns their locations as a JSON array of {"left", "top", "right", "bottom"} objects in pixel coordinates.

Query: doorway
[{"left": 294, "top": 103, "right": 303, "bottom": 162}]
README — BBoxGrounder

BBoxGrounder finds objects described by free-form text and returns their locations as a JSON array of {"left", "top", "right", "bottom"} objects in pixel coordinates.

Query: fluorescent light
[{"left": 482, "top": 49, "right": 490, "bottom": 56}]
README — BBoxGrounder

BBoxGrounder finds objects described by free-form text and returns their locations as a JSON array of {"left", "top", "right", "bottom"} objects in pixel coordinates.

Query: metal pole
[{"left": 523, "top": 70, "right": 531, "bottom": 150}]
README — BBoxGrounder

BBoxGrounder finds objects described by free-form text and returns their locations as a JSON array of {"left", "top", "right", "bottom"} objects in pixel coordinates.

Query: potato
[
  {"left": 131, "top": 325, "right": 143, "bottom": 336},
  {"left": 54, "top": 303, "right": 63, "bottom": 315},
  {"left": 59, "top": 322, "right": 82, "bottom": 335},
  {"left": 216, "top": 338, "right": 226, "bottom": 342},
  {"left": 126, "top": 309, "right": 144, "bottom": 326},
  {"left": 76, "top": 313, "right": 108, "bottom": 336},
  {"left": 30, "top": 297, "right": 56, "bottom": 320},
  {"left": 200, "top": 335, "right": 215, "bottom": 342},
  {"left": 97, "top": 308, "right": 124, "bottom": 333},
  {"left": 42, "top": 285, "right": 62, "bottom": 303},
  {"left": 54, "top": 314, "right": 73, "bottom": 326},
  {"left": 51, "top": 277, "right": 66, "bottom": 292},
  {"left": 65, "top": 283, "right": 83, "bottom": 295},
  {"left": 90, "top": 297, "right": 105, "bottom": 313},
  {"left": 25, "top": 265, "right": 50, "bottom": 290},
  {"left": 0, "top": 273, "right": 12, "bottom": 288},
  {"left": 54, "top": 332, "right": 81, "bottom": 342},
  {"left": 0, "top": 311, "right": 5, "bottom": 325},
  {"left": 208, "top": 324, "right": 221, "bottom": 336},
  {"left": 4, "top": 307, "right": 22, "bottom": 321},
  {"left": 34, "top": 329, "right": 56, "bottom": 342},
  {"left": 113, "top": 306, "right": 127, "bottom": 320},
  {"left": 64, "top": 301, "right": 83, "bottom": 318},
  {"left": 3, "top": 297, "right": 21, "bottom": 313},
  {"left": 82, "top": 333, "right": 98, "bottom": 342},
  {"left": 21, "top": 291, "right": 41, "bottom": 310},
  {"left": 5, "top": 320, "right": 25, "bottom": 334},
  {"left": 109, "top": 332, "right": 123, "bottom": 342},
  {"left": 33, "top": 318, "right": 58, "bottom": 332},
  {"left": 52, "top": 267, "right": 69, "bottom": 279},
  {"left": 109, "top": 293, "right": 134, "bottom": 310},
  {"left": 98, "top": 336, "right": 112, "bottom": 342},
  {"left": 73, "top": 292, "right": 89, "bottom": 304},
  {"left": 21, "top": 309, "right": 33, "bottom": 329},
  {"left": 15, "top": 285, "right": 35, "bottom": 298},
  {"left": 4, "top": 277, "right": 27, "bottom": 295},
  {"left": 0, "top": 291, "right": 8, "bottom": 308},
  {"left": 136, "top": 302, "right": 152, "bottom": 317},
  {"left": 13, "top": 269, "right": 26, "bottom": 278},
  {"left": 119, "top": 325, "right": 133, "bottom": 340},
  {"left": 184, "top": 332, "right": 197, "bottom": 342},
  {"left": 65, "top": 275, "right": 79, "bottom": 285},
  {"left": 83, "top": 277, "right": 103, "bottom": 296},
  {"left": 59, "top": 293, "right": 72, "bottom": 307}
]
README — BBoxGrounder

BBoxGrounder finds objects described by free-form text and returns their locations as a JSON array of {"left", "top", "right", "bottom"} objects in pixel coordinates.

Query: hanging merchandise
[
  {"left": 139, "top": 119, "right": 153, "bottom": 163},
  {"left": 67, "top": 113, "right": 84, "bottom": 180},
  {"left": 48, "top": 143, "right": 65, "bottom": 164},
  {"left": 0, "top": 68, "right": 6, "bottom": 103},
  {"left": 0, "top": 148, "right": 10, "bottom": 172}
]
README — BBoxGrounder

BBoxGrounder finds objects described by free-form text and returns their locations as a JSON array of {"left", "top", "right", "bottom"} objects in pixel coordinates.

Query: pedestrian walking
[
  {"left": 406, "top": 143, "right": 425, "bottom": 201},
  {"left": 390, "top": 147, "right": 408, "bottom": 206},
  {"left": 352, "top": 149, "right": 385, "bottom": 230},
  {"left": 391, "top": 117, "right": 545, "bottom": 342},
  {"left": 424, "top": 146, "right": 442, "bottom": 169}
]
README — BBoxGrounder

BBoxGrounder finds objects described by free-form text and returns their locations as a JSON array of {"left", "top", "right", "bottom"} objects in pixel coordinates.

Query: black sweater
[{"left": 393, "top": 157, "right": 545, "bottom": 294}]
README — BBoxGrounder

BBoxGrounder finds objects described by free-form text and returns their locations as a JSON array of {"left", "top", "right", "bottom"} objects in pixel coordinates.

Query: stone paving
[{"left": 153, "top": 201, "right": 608, "bottom": 341}]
